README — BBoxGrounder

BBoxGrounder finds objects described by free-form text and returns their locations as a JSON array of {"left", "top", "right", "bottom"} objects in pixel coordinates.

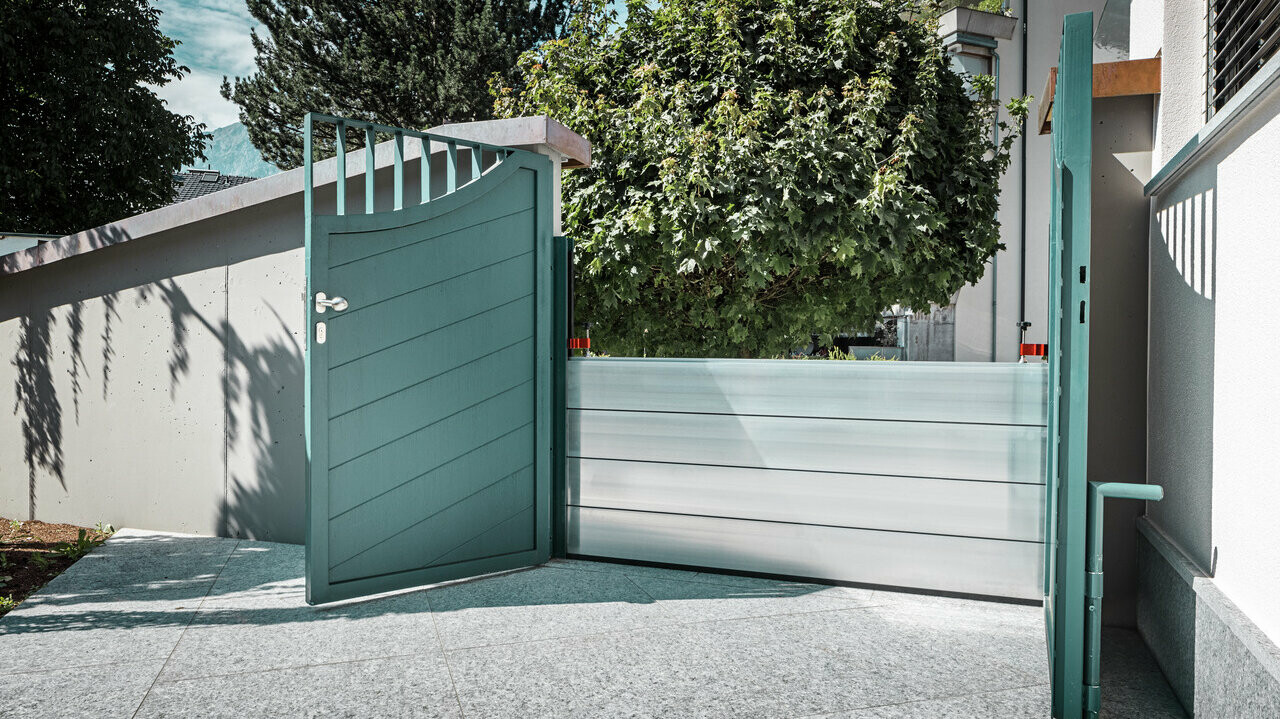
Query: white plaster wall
[
  {"left": 953, "top": 0, "right": 1108, "bottom": 362},
  {"left": 1157, "top": 0, "right": 1209, "bottom": 167},
  {"left": 1129, "top": 0, "right": 1165, "bottom": 60},
  {"left": 1148, "top": 87, "right": 1280, "bottom": 647},
  {"left": 1206, "top": 104, "right": 1280, "bottom": 648}
]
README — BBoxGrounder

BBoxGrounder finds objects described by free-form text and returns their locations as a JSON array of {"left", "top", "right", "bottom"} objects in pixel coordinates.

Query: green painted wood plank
[
  {"left": 329, "top": 466, "right": 535, "bottom": 582},
  {"left": 327, "top": 382, "right": 535, "bottom": 514},
  {"left": 327, "top": 425, "right": 536, "bottom": 565},
  {"left": 324, "top": 170, "right": 535, "bottom": 266},
  {"left": 327, "top": 297, "right": 534, "bottom": 417},
  {"left": 326, "top": 209, "right": 535, "bottom": 308},
  {"left": 324, "top": 253, "right": 535, "bottom": 366},
  {"left": 430, "top": 502, "right": 536, "bottom": 568},
  {"left": 328, "top": 339, "right": 535, "bottom": 466}
]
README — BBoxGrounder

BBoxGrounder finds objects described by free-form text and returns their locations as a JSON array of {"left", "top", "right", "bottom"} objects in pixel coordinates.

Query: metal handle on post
[{"left": 1084, "top": 481, "right": 1164, "bottom": 718}]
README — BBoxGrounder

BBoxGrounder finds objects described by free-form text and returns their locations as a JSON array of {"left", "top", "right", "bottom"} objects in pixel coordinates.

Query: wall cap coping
[
  {"left": 0, "top": 116, "right": 589, "bottom": 277},
  {"left": 1146, "top": 51, "right": 1280, "bottom": 196}
]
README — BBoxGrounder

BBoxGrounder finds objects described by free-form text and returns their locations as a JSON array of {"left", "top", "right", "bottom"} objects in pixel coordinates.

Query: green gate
[
  {"left": 1046, "top": 12, "right": 1092, "bottom": 719},
  {"left": 303, "top": 114, "right": 555, "bottom": 605}
]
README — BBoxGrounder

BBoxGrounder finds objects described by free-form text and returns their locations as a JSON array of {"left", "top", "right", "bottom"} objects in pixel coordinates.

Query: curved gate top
[{"left": 302, "top": 114, "right": 555, "bottom": 605}]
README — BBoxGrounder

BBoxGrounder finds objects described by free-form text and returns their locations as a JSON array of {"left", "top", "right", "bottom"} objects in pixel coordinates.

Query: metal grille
[{"left": 1210, "top": 0, "right": 1280, "bottom": 113}]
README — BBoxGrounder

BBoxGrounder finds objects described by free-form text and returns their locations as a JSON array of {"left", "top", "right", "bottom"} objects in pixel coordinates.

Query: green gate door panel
[
  {"left": 1046, "top": 12, "right": 1094, "bottom": 719},
  {"left": 304, "top": 115, "right": 554, "bottom": 605}
]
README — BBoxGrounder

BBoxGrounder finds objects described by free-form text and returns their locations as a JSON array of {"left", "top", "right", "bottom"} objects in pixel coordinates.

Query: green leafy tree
[
  {"left": 495, "top": 0, "right": 1027, "bottom": 357},
  {"left": 224, "top": 0, "right": 571, "bottom": 170},
  {"left": 0, "top": 0, "right": 208, "bottom": 235}
]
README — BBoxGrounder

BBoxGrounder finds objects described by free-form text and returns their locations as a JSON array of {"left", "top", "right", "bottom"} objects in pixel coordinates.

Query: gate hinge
[
  {"left": 1085, "top": 683, "right": 1101, "bottom": 713},
  {"left": 1087, "top": 571, "right": 1103, "bottom": 599}
]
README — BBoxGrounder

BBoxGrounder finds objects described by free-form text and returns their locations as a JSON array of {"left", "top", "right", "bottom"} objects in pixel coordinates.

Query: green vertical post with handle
[{"left": 1046, "top": 11, "right": 1092, "bottom": 719}]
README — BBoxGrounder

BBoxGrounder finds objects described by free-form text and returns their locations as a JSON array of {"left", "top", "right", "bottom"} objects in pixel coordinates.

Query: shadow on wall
[
  {"left": 9, "top": 225, "right": 129, "bottom": 520},
  {"left": 1141, "top": 171, "right": 1218, "bottom": 714},
  {"left": 4, "top": 205, "right": 306, "bottom": 542}
]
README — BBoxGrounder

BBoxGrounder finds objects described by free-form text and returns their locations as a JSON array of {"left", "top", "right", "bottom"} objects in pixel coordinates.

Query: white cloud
[
  {"left": 152, "top": 0, "right": 259, "bottom": 129},
  {"left": 151, "top": 70, "right": 241, "bottom": 130}
]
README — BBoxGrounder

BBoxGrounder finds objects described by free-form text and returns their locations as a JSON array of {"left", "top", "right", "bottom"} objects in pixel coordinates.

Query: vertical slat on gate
[
  {"left": 335, "top": 122, "right": 347, "bottom": 216},
  {"left": 365, "top": 127, "right": 376, "bottom": 214},
  {"left": 393, "top": 130, "right": 405, "bottom": 211},
  {"left": 471, "top": 143, "right": 482, "bottom": 180},
  {"left": 446, "top": 140, "right": 458, "bottom": 193},
  {"left": 303, "top": 114, "right": 314, "bottom": 236},
  {"left": 421, "top": 137, "right": 432, "bottom": 204}
]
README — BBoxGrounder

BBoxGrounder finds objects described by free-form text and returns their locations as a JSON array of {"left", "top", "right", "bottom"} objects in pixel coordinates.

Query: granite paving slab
[{"left": 0, "top": 530, "right": 1191, "bottom": 718}]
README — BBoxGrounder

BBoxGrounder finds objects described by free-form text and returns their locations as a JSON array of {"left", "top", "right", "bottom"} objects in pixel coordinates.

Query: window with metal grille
[{"left": 1209, "top": 0, "right": 1280, "bottom": 114}]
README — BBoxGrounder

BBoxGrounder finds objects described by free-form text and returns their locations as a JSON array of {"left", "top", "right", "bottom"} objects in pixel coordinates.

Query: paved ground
[{"left": 0, "top": 529, "right": 1186, "bottom": 718}]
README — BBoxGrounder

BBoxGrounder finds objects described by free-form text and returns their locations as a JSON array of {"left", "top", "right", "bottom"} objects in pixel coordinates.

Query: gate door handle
[{"left": 315, "top": 292, "right": 349, "bottom": 314}]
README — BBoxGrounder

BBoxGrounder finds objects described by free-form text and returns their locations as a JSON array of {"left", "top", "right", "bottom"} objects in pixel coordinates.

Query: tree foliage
[
  {"left": 0, "top": 0, "right": 208, "bottom": 236},
  {"left": 494, "top": 0, "right": 1026, "bottom": 357},
  {"left": 224, "top": 0, "right": 570, "bottom": 170}
]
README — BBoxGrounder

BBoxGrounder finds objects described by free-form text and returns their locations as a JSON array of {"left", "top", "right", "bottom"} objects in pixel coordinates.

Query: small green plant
[
  {"left": 786, "top": 348, "right": 899, "bottom": 361},
  {"left": 28, "top": 553, "right": 52, "bottom": 571},
  {"left": 0, "top": 595, "right": 17, "bottom": 612},
  {"left": 95, "top": 522, "right": 116, "bottom": 536},
  {"left": 0, "top": 553, "right": 12, "bottom": 570},
  {"left": 53, "top": 529, "right": 98, "bottom": 561}
]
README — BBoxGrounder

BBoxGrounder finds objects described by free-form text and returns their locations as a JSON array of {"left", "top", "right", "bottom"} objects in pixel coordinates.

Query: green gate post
[
  {"left": 1047, "top": 12, "right": 1094, "bottom": 719},
  {"left": 552, "top": 235, "right": 570, "bottom": 558},
  {"left": 1083, "top": 482, "right": 1164, "bottom": 717}
]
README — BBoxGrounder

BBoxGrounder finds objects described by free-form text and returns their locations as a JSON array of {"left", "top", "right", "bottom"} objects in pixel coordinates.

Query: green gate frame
[
  {"left": 1045, "top": 12, "right": 1093, "bottom": 719},
  {"left": 302, "top": 113, "right": 567, "bottom": 605}
]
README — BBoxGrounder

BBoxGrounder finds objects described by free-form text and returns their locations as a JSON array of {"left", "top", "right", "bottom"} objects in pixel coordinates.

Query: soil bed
[{"left": 0, "top": 518, "right": 110, "bottom": 617}]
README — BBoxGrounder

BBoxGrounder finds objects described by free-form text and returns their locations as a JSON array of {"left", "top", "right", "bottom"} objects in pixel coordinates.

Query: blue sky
[{"left": 153, "top": 1, "right": 627, "bottom": 131}]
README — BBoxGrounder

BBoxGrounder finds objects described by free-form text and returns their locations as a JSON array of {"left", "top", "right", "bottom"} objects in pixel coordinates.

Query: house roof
[{"left": 172, "top": 170, "right": 258, "bottom": 203}]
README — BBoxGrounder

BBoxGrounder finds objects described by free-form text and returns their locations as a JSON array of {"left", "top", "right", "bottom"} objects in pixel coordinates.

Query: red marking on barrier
[
  {"left": 569, "top": 338, "right": 590, "bottom": 350},
  {"left": 1020, "top": 343, "right": 1048, "bottom": 357}
]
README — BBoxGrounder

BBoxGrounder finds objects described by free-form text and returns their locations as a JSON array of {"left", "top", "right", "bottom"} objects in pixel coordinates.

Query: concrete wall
[{"left": 0, "top": 194, "right": 308, "bottom": 542}]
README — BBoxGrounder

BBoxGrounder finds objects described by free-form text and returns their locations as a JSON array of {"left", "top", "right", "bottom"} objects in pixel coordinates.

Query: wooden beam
[{"left": 1038, "top": 57, "right": 1161, "bottom": 134}]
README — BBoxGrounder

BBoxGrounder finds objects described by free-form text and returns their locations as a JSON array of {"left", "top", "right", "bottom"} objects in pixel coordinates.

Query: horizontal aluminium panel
[
  {"left": 568, "top": 409, "right": 1046, "bottom": 484},
  {"left": 569, "top": 458, "right": 1045, "bottom": 542},
  {"left": 568, "top": 358, "right": 1047, "bottom": 426},
  {"left": 568, "top": 506, "right": 1043, "bottom": 600}
]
